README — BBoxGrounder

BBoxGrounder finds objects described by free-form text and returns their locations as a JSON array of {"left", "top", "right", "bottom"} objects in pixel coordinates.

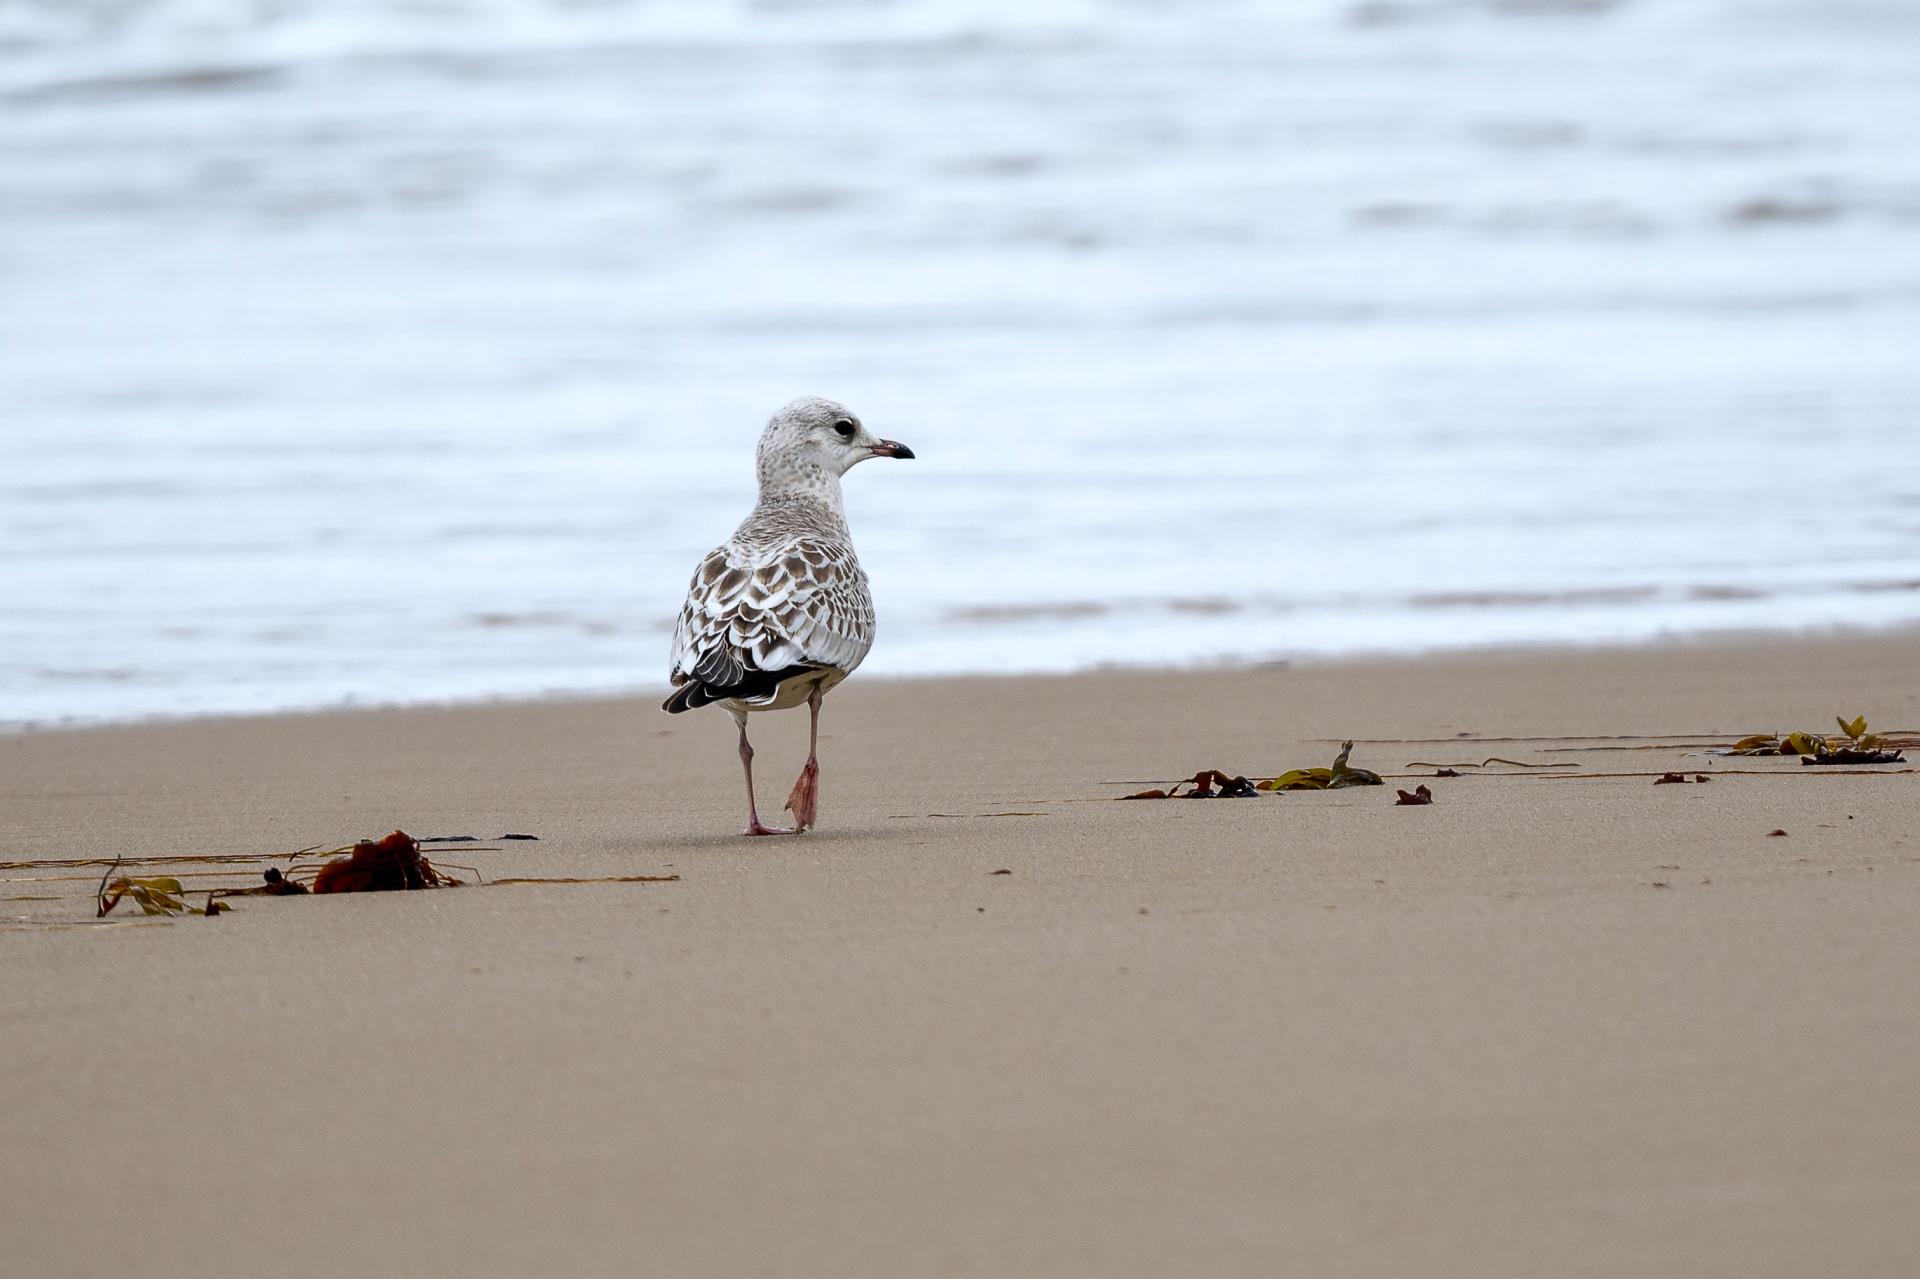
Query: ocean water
[{"left": 3, "top": 0, "right": 1918, "bottom": 728}]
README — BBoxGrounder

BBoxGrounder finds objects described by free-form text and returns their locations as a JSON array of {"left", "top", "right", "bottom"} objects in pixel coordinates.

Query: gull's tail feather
[{"left": 662, "top": 664, "right": 822, "bottom": 714}]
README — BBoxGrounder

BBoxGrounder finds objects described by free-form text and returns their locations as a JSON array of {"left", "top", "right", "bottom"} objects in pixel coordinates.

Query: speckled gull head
[{"left": 756, "top": 396, "right": 915, "bottom": 497}]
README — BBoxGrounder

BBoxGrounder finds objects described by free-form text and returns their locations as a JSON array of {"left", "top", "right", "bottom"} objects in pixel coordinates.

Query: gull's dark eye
[{"left": 832, "top": 419, "right": 856, "bottom": 438}]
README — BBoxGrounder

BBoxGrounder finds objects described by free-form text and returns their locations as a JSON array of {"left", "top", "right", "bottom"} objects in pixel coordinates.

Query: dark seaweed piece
[{"left": 1120, "top": 770, "right": 1259, "bottom": 800}]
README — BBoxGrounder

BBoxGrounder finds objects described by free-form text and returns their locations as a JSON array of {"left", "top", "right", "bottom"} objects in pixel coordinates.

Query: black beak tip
[{"left": 893, "top": 443, "right": 916, "bottom": 460}]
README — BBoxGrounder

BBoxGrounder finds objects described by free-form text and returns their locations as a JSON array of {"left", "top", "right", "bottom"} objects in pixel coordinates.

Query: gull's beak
[{"left": 869, "top": 438, "right": 915, "bottom": 460}]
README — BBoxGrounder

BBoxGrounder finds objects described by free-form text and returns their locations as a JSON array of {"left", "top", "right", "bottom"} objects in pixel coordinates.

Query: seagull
[{"left": 664, "top": 397, "right": 915, "bottom": 835}]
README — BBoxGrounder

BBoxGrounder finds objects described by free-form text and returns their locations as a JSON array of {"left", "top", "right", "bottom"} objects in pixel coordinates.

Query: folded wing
[{"left": 665, "top": 537, "right": 875, "bottom": 712}]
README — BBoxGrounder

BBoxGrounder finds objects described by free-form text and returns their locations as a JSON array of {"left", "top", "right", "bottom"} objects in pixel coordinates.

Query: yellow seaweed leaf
[
  {"left": 1255, "top": 741, "right": 1383, "bottom": 791},
  {"left": 96, "top": 861, "right": 224, "bottom": 918}
]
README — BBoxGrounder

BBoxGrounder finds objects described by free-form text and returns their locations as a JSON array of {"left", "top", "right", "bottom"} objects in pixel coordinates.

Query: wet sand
[{"left": 4, "top": 631, "right": 1919, "bottom": 1276}]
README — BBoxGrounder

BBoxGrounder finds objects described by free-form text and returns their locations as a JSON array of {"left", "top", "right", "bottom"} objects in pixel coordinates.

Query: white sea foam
[{"left": 3, "top": 0, "right": 1918, "bottom": 727}]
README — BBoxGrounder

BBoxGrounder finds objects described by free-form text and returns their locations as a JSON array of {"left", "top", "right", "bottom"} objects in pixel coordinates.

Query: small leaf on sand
[
  {"left": 1653, "top": 772, "right": 1694, "bottom": 784},
  {"left": 1395, "top": 785, "right": 1434, "bottom": 805},
  {"left": 1767, "top": 829, "right": 1788, "bottom": 837},
  {"left": 117, "top": 876, "right": 187, "bottom": 915}
]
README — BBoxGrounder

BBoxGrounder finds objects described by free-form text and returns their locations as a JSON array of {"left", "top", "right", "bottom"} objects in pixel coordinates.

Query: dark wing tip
[{"left": 663, "top": 664, "right": 821, "bottom": 712}]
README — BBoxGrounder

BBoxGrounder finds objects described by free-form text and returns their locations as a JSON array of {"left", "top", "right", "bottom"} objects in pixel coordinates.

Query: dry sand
[{"left": 3, "top": 631, "right": 1919, "bottom": 1277}]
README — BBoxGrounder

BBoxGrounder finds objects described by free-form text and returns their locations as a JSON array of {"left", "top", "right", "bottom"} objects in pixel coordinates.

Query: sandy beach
[{"left": 3, "top": 630, "right": 1918, "bottom": 1277}]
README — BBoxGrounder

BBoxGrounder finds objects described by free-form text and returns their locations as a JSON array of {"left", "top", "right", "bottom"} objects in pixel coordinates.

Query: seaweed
[
  {"left": 1724, "top": 715, "right": 1907, "bottom": 763},
  {"left": 308, "top": 830, "right": 470, "bottom": 893},
  {"left": 95, "top": 860, "right": 226, "bottom": 918},
  {"left": 1117, "top": 743, "right": 1386, "bottom": 799},
  {"left": 1255, "top": 742, "right": 1384, "bottom": 791},
  {"left": 1119, "top": 769, "right": 1258, "bottom": 800}
]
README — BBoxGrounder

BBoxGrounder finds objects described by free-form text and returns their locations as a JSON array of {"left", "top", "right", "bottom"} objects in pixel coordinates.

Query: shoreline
[
  {"left": 5, "top": 629, "right": 1919, "bottom": 1276},
  {"left": 7, "top": 618, "right": 1917, "bottom": 738}
]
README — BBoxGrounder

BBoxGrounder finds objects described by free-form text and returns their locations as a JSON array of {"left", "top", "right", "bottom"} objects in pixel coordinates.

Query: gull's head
[{"left": 757, "top": 397, "right": 914, "bottom": 488}]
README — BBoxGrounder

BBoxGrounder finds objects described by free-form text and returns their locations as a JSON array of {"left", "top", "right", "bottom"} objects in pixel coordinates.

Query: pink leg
[
  {"left": 736, "top": 714, "right": 791, "bottom": 837},
  {"left": 784, "top": 688, "right": 823, "bottom": 831}
]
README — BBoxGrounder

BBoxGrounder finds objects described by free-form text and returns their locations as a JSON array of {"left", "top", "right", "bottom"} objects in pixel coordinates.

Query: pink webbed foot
[
  {"left": 784, "top": 758, "right": 820, "bottom": 832},
  {"left": 743, "top": 820, "right": 794, "bottom": 837}
]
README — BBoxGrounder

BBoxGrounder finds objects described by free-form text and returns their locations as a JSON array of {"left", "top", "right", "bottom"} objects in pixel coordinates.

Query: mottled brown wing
[{"left": 668, "top": 537, "right": 874, "bottom": 695}]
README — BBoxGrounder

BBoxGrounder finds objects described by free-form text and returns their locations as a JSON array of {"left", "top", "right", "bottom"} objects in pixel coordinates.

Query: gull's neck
[{"left": 753, "top": 456, "right": 849, "bottom": 533}]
